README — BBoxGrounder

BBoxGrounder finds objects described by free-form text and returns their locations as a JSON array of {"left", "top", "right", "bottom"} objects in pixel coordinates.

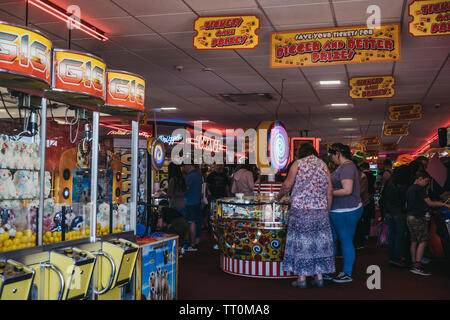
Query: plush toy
[
  {"left": 22, "top": 143, "right": 35, "bottom": 170},
  {"left": 98, "top": 202, "right": 110, "bottom": 228},
  {"left": 14, "top": 170, "right": 34, "bottom": 198},
  {"left": 0, "top": 135, "right": 8, "bottom": 168},
  {"left": 117, "top": 204, "right": 128, "bottom": 228},
  {"left": 0, "top": 169, "right": 17, "bottom": 199},
  {"left": 44, "top": 171, "right": 51, "bottom": 198},
  {"left": 5, "top": 140, "right": 18, "bottom": 169},
  {"left": 29, "top": 143, "right": 40, "bottom": 170}
]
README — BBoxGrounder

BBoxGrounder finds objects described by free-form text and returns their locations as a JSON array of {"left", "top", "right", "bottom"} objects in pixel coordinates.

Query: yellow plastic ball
[
  {"left": 15, "top": 231, "right": 23, "bottom": 239},
  {"left": 13, "top": 238, "right": 21, "bottom": 246}
]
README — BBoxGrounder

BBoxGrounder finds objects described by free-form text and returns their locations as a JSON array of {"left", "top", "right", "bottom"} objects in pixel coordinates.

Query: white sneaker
[
  {"left": 179, "top": 247, "right": 185, "bottom": 255},
  {"left": 212, "top": 244, "right": 219, "bottom": 250},
  {"left": 186, "top": 245, "right": 198, "bottom": 252}
]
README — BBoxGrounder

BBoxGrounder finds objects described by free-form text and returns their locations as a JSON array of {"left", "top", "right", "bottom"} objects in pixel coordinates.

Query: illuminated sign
[
  {"left": 349, "top": 76, "right": 395, "bottom": 99},
  {"left": 0, "top": 22, "right": 52, "bottom": 90},
  {"left": 106, "top": 70, "right": 145, "bottom": 111},
  {"left": 388, "top": 104, "right": 423, "bottom": 121},
  {"left": 409, "top": 0, "right": 450, "bottom": 37},
  {"left": 186, "top": 136, "right": 226, "bottom": 153},
  {"left": 51, "top": 49, "right": 106, "bottom": 104},
  {"left": 158, "top": 134, "right": 183, "bottom": 145},
  {"left": 384, "top": 123, "right": 410, "bottom": 136},
  {"left": 271, "top": 23, "right": 400, "bottom": 68},
  {"left": 194, "top": 15, "right": 260, "bottom": 50},
  {"left": 107, "top": 129, "right": 151, "bottom": 139}
]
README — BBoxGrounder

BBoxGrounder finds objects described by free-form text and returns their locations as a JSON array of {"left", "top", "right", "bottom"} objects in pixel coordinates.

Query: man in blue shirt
[{"left": 183, "top": 164, "right": 203, "bottom": 251}]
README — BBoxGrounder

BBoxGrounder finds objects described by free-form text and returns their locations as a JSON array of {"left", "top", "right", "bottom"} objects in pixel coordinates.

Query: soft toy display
[
  {"left": 15, "top": 141, "right": 25, "bottom": 169},
  {"left": 0, "top": 135, "right": 8, "bottom": 168},
  {"left": 31, "top": 143, "right": 40, "bottom": 170},
  {"left": 0, "top": 169, "right": 17, "bottom": 199},
  {"left": 21, "top": 143, "right": 35, "bottom": 170},
  {"left": 44, "top": 171, "right": 51, "bottom": 198},
  {"left": 5, "top": 140, "right": 17, "bottom": 169},
  {"left": 98, "top": 202, "right": 110, "bottom": 228},
  {"left": 14, "top": 170, "right": 34, "bottom": 199},
  {"left": 117, "top": 204, "right": 128, "bottom": 229}
]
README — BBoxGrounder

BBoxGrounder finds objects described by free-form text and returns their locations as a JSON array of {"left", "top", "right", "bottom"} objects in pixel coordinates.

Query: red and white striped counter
[
  {"left": 220, "top": 255, "right": 297, "bottom": 279},
  {"left": 253, "top": 183, "right": 282, "bottom": 195}
]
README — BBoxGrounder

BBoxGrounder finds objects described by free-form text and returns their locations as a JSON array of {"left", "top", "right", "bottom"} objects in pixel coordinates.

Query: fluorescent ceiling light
[
  {"left": 331, "top": 103, "right": 350, "bottom": 107},
  {"left": 336, "top": 117, "right": 355, "bottom": 121},
  {"left": 194, "top": 120, "right": 210, "bottom": 123},
  {"left": 320, "top": 80, "right": 342, "bottom": 85},
  {"left": 160, "top": 107, "right": 178, "bottom": 111},
  {"left": 339, "top": 128, "right": 358, "bottom": 131}
]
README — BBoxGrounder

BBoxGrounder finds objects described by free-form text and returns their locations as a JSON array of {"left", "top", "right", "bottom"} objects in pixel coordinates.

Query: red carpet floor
[{"left": 178, "top": 233, "right": 450, "bottom": 300}]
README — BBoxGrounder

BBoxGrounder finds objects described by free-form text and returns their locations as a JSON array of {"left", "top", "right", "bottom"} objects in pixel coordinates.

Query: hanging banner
[
  {"left": 388, "top": 104, "right": 423, "bottom": 121},
  {"left": 271, "top": 23, "right": 401, "bottom": 68},
  {"left": 408, "top": 0, "right": 450, "bottom": 37},
  {"left": 349, "top": 142, "right": 363, "bottom": 152},
  {"left": 361, "top": 136, "right": 381, "bottom": 147},
  {"left": 381, "top": 143, "right": 398, "bottom": 151},
  {"left": 0, "top": 22, "right": 52, "bottom": 91},
  {"left": 48, "top": 49, "right": 106, "bottom": 107},
  {"left": 194, "top": 15, "right": 260, "bottom": 50},
  {"left": 106, "top": 70, "right": 145, "bottom": 111},
  {"left": 349, "top": 76, "right": 395, "bottom": 99},
  {"left": 384, "top": 123, "right": 410, "bottom": 136}
]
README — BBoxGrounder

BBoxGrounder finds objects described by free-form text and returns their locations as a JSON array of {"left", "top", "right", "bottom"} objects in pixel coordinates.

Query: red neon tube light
[
  {"left": 413, "top": 120, "right": 450, "bottom": 156},
  {"left": 28, "top": 0, "right": 108, "bottom": 41}
]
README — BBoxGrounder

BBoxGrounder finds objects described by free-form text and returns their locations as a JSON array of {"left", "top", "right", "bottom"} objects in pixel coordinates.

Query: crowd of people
[{"left": 154, "top": 143, "right": 450, "bottom": 286}]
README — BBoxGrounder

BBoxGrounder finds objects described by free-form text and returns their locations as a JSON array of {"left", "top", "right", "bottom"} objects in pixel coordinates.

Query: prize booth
[
  {"left": 0, "top": 21, "right": 148, "bottom": 300},
  {"left": 212, "top": 121, "right": 297, "bottom": 278}
]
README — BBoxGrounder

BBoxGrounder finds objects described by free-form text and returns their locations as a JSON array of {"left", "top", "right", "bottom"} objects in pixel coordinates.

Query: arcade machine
[
  {"left": 0, "top": 21, "right": 51, "bottom": 257},
  {"left": 279, "top": 136, "right": 321, "bottom": 179},
  {"left": 0, "top": 23, "right": 141, "bottom": 300}
]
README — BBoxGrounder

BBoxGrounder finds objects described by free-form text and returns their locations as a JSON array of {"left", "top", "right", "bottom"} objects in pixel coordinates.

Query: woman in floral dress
[{"left": 276, "top": 143, "right": 335, "bottom": 288}]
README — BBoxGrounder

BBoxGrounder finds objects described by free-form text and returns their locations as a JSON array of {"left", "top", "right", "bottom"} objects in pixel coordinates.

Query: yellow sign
[
  {"left": 381, "top": 143, "right": 398, "bottom": 151},
  {"left": 409, "top": 0, "right": 450, "bottom": 37},
  {"left": 361, "top": 136, "right": 381, "bottom": 147},
  {"left": 388, "top": 104, "right": 423, "bottom": 121},
  {"left": 384, "top": 123, "right": 409, "bottom": 136},
  {"left": 194, "top": 15, "right": 260, "bottom": 50},
  {"left": 349, "top": 76, "right": 395, "bottom": 99},
  {"left": 271, "top": 23, "right": 401, "bottom": 68},
  {"left": 349, "top": 142, "right": 363, "bottom": 152}
]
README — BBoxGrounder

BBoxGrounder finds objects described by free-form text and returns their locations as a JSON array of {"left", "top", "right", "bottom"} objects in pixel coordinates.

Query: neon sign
[
  {"left": 107, "top": 129, "right": 151, "bottom": 139},
  {"left": 186, "top": 136, "right": 226, "bottom": 153},
  {"left": 158, "top": 134, "right": 183, "bottom": 145}
]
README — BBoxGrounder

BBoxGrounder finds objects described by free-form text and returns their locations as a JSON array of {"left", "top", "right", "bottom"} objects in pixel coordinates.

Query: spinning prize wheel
[
  {"left": 256, "top": 121, "right": 290, "bottom": 175},
  {"left": 147, "top": 138, "right": 165, "bottom": 171}
]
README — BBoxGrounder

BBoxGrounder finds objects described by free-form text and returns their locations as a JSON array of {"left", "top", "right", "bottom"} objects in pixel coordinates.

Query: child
[{"left": 406, "top": 170, "right": 450, "bottom": 276}]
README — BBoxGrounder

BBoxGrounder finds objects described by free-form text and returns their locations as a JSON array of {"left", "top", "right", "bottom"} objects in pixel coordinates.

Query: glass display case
[
  {"left": 215, "top": 196, "right": 289, "bottom": 224},
  {"left": 212, "top": 196, "right": 295, "bottom": 278}
]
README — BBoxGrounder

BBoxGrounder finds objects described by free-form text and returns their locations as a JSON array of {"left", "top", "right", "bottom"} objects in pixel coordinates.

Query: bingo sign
[
  {"left": 349, "top": 76, "right": 395, "bottom": 99},
  {"left": 106, "top": 70, "right": 145, "bottom": 111},
  {"left": 256, "top": 121, "right": 289, "bottom": 174},
  {"left": 271, "top": 24, "right": 401, "bottom": 68},
  {"left": 147, "top": 138, "right": 165, "bottom": 171},
  {"left": 409, "top": 0, "right": 450, "bottom": 37},
  {"left": 49, "top": 49, "right": 106, "bottom": 107},
  {"left": 0, "top": 21, "right": 52, "bottom": 92},
  {"left": 193, "top": 15, "right": 260, "bottom": 50}
]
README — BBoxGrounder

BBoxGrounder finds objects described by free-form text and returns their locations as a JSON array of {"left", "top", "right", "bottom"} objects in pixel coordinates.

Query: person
[
  {"left": 182, "top": 164, "right": 203, "bottom": 251},
  {"left": 276, "top": 143, "right": 334, "bottom": 288},
  {"left": 353, "top": 160, "right": 370, "bottom": 249},
  {"left": 381, "top": 165, "right": 411, "bottom": 267},
  {"left": 381, "top": 159, "right": 392, "bottom": 187},
  {"left": 206, "top": 164, "right": 230, "bottom": 200},
  {"left": 156, "top": 200, "right": 188, "bottom": 256},
  {"left": 327, "top": 143, "right": 363, "bottom": 283},
  {"left": 167, "top": 162, "right": 186, "bottom": 213},
  {"left": 415, "top": 156, "right": 429, "bottom": 170},
  {"left": 406, "top": 170, "right": 450, "bottom": 276},
  {"left": 206, "top": 164, "right": 230, "bottom": 249},
  {"left": 360, "top": 162, "right": 376, "bottom": 238},
  {"left": 231, "top": 164, "right": 255, "bottom": 196}
]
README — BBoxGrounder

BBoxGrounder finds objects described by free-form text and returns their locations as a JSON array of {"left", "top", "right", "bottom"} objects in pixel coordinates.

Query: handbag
[{"left": 377, "top": 220, "right": 389, "bottom": 247}]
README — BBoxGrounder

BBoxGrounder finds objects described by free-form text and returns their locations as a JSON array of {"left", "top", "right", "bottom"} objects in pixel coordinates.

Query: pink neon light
[{"left": 28, "top": 0, "right": 108, "bottom": 41}]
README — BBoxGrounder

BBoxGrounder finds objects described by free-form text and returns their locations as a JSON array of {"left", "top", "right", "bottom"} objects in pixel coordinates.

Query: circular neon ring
[{"left": 269, "top": 123, "right": 289, "bottom": 170}]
